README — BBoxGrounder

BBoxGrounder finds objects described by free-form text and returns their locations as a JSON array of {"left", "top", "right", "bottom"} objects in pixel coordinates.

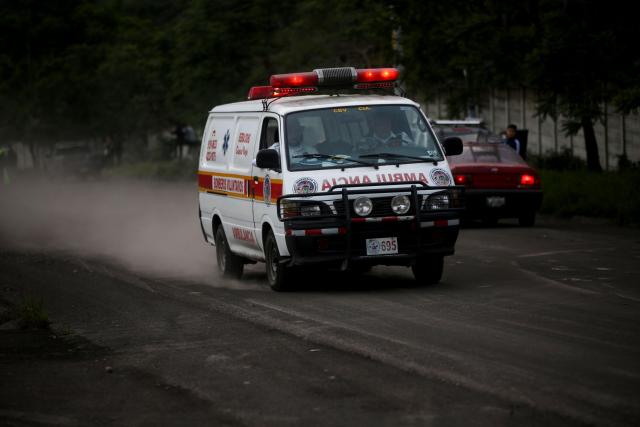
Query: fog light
[
  {"left": 391, "top": 195, "right": 410, "bottom": 214},
  {"left": 354, "top": 197, "right": 373, "bottom": 216}
]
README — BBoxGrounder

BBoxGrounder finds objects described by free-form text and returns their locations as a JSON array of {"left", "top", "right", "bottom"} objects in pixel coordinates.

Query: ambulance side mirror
[
  {"left": 442, "top": 137, "right": 463, "bottom": 156},
  {"left": 256, "top": 148, "right": 281, "bottom": 172}
]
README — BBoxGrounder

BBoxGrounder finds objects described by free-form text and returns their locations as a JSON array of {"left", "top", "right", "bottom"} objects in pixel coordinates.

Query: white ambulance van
[{"left": 198, "top": 67, "right": 464, "bottom": 291}]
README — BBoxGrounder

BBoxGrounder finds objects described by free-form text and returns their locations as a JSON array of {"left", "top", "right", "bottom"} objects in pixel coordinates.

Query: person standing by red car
[{"left": 503, "top": 124, "right": 521, "bottom": 156}]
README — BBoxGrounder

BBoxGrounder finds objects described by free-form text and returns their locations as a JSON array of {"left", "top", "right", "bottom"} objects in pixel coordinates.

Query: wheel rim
[{"left": 266, "top": 238, "right": 278, "bottom": 283}]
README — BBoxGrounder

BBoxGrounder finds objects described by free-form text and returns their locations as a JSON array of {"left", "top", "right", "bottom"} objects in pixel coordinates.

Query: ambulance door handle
[{"left": 252, "top": 176, "right": 259, "bottom": 198}]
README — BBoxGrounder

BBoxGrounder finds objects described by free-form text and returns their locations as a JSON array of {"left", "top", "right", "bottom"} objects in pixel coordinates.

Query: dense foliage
[
  {"left": 539, "top": 169, "right": 640, "bottom": 225},
  {"left": 1, "top": 0, "right": 638, "bottom": 170}
]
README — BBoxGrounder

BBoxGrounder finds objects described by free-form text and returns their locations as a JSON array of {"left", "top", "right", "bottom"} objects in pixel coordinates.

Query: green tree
[
  {"left": 0, "top": 0, "right": 184, "bottom": 162},
  {"left": 528, "top": 1, "right": 604, "bottom": 171},
  {"left": 93, "top": 0, "right": 181, "bottom": 146},
  {"left": 399, "top": 0, "right": 640, "bottom": 172},
  {"left": 0, "top": 0, "right": 114, "bottom": 161},
  {"left": 170, "top": 0, "right": 394, "bottom": 125},
  {"left": 398, "top": 0, "right": 536, "bottom": 117}
]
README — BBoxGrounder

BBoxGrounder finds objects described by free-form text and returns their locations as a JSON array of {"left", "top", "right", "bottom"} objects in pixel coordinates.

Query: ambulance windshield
[{"left": 284, "top": 105, "right": 443, "bottom": 171}]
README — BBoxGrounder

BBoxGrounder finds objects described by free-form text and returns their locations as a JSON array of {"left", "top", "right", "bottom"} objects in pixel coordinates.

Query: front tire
[
  {"left": 265, "top": 231, "right": 294, "bottom": 291},
  {"left": 412, "top": 256, "right": 444, "bottom": 285},
  {"left": 215, "top": 226, "right": 244, "bottom": 279}
]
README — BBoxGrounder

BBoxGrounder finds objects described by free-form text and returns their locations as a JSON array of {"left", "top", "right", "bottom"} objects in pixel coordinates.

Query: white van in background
[{"left": 198, "top": 67, "right": 464, "bottom": 291}]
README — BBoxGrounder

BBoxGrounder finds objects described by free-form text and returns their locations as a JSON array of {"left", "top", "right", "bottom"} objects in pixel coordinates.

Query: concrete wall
[{"left": 423, "top": 89, "right": 640, "bottom": 170}]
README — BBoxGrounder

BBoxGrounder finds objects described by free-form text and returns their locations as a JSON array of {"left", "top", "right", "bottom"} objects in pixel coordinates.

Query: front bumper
[
  {"left": 463, "top": 189, "right": 542, "bottom": 219},
  {"left": 285, "top": 214, "right": 459, "bottom": 267},
  {"left": 278, "top": 182, "right": 463, "bottom": 268}
]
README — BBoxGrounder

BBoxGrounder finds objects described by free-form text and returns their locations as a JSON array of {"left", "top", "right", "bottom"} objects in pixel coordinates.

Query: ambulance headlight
[
  {"left": 424, "top": 194, "right": 450, "bottom": 210},
  {"left": 280, "top": 200, "right": 324, "bottom": 219},
  {"left": 391, "top": 195, "right": 411, "bottom": 215},
  {"left": 300, "top": 204, "right": 322, "bottom": 217},
  {"left": 353, "top": 197, "right": 373, "bottom": 217}
]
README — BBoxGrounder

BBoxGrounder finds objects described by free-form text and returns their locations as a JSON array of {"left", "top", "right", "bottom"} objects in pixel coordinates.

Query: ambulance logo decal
[
  {"left": 293, "top": 177, "right": 318, "bottom": 194},
  {"left": 429, "top": 168, "right": 451, "bottom": 186},
  {"left": 263, "top": 175, "right": 272, "bottom": 206},
  {"left": 222, "top": 129, "right": 230, "bottom": 156}
]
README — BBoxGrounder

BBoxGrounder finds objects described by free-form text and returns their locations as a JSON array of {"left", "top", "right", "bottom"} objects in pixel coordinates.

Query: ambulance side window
[{"left": 260, "top": 117, "right": 279, "bottom": 150}]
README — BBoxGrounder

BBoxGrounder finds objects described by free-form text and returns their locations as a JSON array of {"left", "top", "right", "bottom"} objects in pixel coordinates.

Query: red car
[{"left": 435, "top": 124, "right": 542, "bottom": 226}]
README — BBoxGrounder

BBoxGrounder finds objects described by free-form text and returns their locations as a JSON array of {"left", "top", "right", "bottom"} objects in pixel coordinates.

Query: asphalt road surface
[{"left": 1, "top": 179, "right": 639, "bottom": 426}]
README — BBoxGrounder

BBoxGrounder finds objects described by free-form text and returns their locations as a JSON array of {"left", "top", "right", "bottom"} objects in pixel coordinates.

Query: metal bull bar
[{"left": 276, "top": 181, "right": 465, "bottom": 269}]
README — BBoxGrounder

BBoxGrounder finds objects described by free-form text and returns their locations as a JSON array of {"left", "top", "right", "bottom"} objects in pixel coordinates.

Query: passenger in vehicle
[{"left": 287, "top": 119, "right": 318, "bottom": 162}]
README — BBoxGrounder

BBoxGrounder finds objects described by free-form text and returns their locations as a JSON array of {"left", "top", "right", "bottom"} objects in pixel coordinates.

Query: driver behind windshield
[{"left": 362, "top": 111, "right": 414, "bottom": 150}]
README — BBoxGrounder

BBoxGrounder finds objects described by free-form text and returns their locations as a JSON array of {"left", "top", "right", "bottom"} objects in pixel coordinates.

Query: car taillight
[
  {"left": 520, "top": 174, "right": 535, "bottom": 186},
  {"left": 454, "top": 174, "right": 471, "bottom": 186}
]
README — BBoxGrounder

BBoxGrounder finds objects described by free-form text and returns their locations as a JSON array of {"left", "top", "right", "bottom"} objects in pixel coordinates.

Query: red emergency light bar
[
  {"left": 271, "top": 67, "right": 398, "bottom": 87},
  {"left": 247, "top": 86, "right": 318, "bottom": 100},
  {"left": 248, "top": 67, "right": 399, "bottom": 100}
]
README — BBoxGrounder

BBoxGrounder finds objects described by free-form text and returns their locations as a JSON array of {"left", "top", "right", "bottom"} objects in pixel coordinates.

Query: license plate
[
  {"left": 366, "top": 237, "right": 398, "bottom": 256},
  {"left": 486, "top": 196, "right": 506, "bottom": 208}
]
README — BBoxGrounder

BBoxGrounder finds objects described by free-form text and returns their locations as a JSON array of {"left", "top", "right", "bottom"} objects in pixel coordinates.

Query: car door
[
  {"left": 250, "top": 114, "right": 283, "bottom": 251},
  {"left": 222, "top": 114, "right": 263, "bottom": 257}
]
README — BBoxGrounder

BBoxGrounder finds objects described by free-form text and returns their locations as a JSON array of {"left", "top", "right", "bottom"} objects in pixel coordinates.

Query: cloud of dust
[{"left": 0, "top": 177, "right": 246, "bottom": 286}]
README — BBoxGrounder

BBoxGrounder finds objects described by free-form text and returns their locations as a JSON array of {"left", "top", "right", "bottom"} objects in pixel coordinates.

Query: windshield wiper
[
  {"left": 293, "top": 153, "right": 378, "bottom": 168},
  {"left": 360, "top": 152, "right": 440, "bottom": 164}
]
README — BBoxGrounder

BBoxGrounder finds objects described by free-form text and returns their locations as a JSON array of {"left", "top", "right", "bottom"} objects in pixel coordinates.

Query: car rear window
[{"left": 448, "top": 143, "right": 526, "bottom": 165}]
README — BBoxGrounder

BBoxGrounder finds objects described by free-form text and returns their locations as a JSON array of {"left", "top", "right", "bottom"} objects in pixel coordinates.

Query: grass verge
[
  {"left": 16, "top": 296, "right": 51, "bottom": 330},
  {"left": 539, "top": 169, "right": 640, "bottom": 225}
]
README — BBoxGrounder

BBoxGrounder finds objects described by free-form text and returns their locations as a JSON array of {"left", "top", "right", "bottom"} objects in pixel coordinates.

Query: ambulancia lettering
[{"left": 320, "top": 173, "right": 427, "bottom": 191}]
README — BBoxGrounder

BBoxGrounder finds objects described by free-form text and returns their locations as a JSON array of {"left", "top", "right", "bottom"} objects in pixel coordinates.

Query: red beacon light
[
  {"left": 247, "top": 67, "right": 399, "bottom": 100},
  {"left": 270, "top": 71, "right": 319, "bottom": 88},
  {"left": 247, "top": 86, "right": 274, "bottom": 100},
  {"left": 356, "top": 68, "right": 399, "bottom": 83}
]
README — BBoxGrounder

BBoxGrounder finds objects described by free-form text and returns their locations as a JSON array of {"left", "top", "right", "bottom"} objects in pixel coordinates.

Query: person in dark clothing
[
  {"left": 0, "top": 145, "right": 17, "bottom": 185},
  {"left": 503, "top": 124, "right": 521, "bottom": 155},
  {"left": 174, "top": 123, "right": 186, "bottom": 159}
]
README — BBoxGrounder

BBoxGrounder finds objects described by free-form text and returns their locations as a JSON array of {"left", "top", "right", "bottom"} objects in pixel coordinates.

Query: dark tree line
[
  {"left": 1, "top": 0, "right": 638, "bottom": 171},
  {"left": 399, "top": 0, "right": 640, "bottom": 171}
]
